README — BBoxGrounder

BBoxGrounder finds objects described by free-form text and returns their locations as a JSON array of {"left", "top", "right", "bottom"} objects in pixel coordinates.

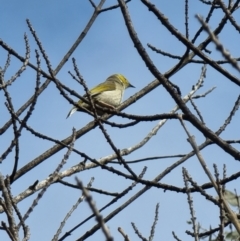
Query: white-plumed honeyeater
[{"left": 66, "top": 74, "right": 134, "bottom": 118}]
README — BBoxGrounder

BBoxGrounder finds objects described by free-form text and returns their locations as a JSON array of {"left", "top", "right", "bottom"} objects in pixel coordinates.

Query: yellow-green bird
[{"left": 66, "top": 74, "right": 134, "bottom": 118}]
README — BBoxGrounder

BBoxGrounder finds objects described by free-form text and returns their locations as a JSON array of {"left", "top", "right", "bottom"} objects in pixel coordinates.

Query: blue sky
[{"left": 1, "top": 1, "right": 240, "bottom": 240}]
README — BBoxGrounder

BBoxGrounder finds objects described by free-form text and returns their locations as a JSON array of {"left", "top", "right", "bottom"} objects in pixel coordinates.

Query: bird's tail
[{"left": 66, "top": 107, "right": 77, "bottom": 119}]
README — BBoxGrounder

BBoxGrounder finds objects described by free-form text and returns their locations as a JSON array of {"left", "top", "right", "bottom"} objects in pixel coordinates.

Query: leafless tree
[{"left": 1, "top": 0, "right": 240, "bottom": 241}]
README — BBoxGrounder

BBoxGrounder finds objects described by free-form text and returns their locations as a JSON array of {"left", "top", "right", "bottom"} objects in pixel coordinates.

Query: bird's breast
[{"left": 96, "top": 89, "right": 123, "bottom": 107}]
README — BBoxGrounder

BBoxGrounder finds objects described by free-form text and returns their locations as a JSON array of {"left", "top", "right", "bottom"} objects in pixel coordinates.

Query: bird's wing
[
  {"left": 89, "top": 81, "right": 116, "bottom": 97},
  {"left": 75, "top": 81, "right": 116, "bottom": 106}
]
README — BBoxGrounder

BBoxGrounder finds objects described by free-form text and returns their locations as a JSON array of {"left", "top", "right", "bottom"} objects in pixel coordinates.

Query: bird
[{"left": 66, "top": 74, "right": 134, "bottom": 118}]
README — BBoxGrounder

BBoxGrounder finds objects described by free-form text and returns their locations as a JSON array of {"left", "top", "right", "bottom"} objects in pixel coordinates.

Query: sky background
[{"left": 1, "top": 1, "right": 240, "bottom": 240}]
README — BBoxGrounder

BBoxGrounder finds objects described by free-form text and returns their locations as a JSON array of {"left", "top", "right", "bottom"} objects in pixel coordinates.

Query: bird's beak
[{"left": 129, "top": 83, "right": 135, "bottom": 88}]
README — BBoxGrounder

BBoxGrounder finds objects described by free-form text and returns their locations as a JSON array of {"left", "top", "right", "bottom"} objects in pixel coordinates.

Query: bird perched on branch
[{"left": 66, "top": 74, "right": 134, "bottom": 118}]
